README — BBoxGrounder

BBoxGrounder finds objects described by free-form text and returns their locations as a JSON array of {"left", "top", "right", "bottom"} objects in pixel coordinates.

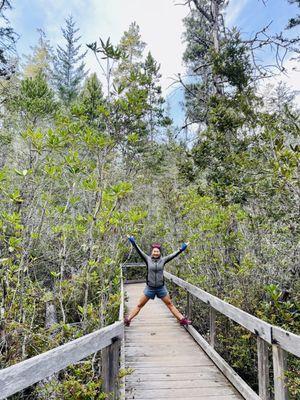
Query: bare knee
[
  {"left": 165, "top": 298, "right": 173, "bottom": 307},
  {"left": 137, "top": 301, "right": 145, "bottom": 309}
]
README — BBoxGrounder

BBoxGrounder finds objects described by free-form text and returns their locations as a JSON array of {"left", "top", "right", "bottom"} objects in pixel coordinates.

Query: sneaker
[
  {"left": 180, "top": 317, "right": 192, "bottom": 326},
  {"left": 124, "top": 316, "right": 131, "bottom": 327}
]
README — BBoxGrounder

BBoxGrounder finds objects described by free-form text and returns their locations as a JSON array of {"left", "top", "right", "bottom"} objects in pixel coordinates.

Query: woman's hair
[
  {"left": 150, "top": 243, "right": 163, "bottom": 256},
  {"left": 151, "top": 243, "right": 161, "bottom": 250}
]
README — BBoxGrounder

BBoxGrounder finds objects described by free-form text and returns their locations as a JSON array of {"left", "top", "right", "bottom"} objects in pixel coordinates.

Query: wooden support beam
[
  {"left": 257, "top": 337, "right": 270, "bottom": 400},
  {"left": 186, "top": 291, "right": 192, "bottom": 320},
  {"left": 102, "top": 337, "right": 121, "bottom": 399},
  {"left": 209, "top": 307, "right": 216, "bottom": 348},
  {"left": 272, "top": 344, "right": 289, "bottom": 400}
]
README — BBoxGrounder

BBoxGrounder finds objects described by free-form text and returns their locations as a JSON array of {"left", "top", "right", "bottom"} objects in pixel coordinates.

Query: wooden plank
[
  {"left": 272, "top": 344, "right": 289, "bottom": 400},
  {"left": 125, "top": 365, "right": 224, "bottom": 374},
  {"left": 124, "top": 283, "right": 244, "bottom": 400},
  {"left": 257, "top": 337, "right": 270, "bottom": 400},
  {"left": 186, "top": 325, "right": 260, "bottom": 400},
  {"left": 272, "top": 326, "right": 300, "bottom": 358},
  {"left": 0, "top": 321, "right": 123, "bottom": 400},
  {"left": 187, "top": 291, "right": 192, "bottom": 319},
  {"left": 210, "top": 306, "right": 216, "bottom": 348},
  {"left": 123, "top": 263, "right": 145, "bottom": 267},
  {"left": 119, "top": 265, "right": 126, "bottom": 400},
  {"left": 102, "top": 338, "right": 121, "bottom": 399},
  {"left": 126, "top": 379, "right": 233, "bottom": 389},
  {"left": 164, "top": 271, "right": 272, "bottom": 343},
  {"left": 126, "top": 396, "right": 242, "bottom": 400},
  {"left": 125, "top": 387, "right": 240, "bottom": 398},
  {"left": 119, "top": 265, "right": 125, "bottom": 321},
  {"left": 126, "top": 360, "right": 215, "bottom": 367},
  {"left": 125, "top": 371, "right": 227, "bottom": 381},
  {"left": 125, "top": 279, "right": 146, "bottom": 284}
]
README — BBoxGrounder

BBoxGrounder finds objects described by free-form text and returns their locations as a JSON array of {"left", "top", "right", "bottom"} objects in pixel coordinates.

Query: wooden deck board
[{"left": 124, "top": 283, "right": 244, "bottom": 400}]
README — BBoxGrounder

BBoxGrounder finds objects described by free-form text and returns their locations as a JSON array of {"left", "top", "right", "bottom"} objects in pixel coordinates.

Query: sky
[{"left": 6, "top": 0, "right": 300, "bottom": 127}]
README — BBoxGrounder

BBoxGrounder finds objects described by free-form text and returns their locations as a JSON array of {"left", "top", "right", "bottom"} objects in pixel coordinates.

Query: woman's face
[{"left": 151, "top": 247, "right": 161, "bottom": 258}]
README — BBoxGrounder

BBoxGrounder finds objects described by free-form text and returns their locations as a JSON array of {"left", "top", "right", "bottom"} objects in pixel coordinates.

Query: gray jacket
[{"left": 131, "top": 241, "right": 184, "bottom": 287}]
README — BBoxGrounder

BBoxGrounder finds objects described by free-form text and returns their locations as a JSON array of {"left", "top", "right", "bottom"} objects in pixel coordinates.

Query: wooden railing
[
  {"left": 0, "top": 266, "right": 125, "bottom": 400},
  {"left": 123, "top": 263, "right": 300, "bottom": 400},
  {"left": 165, "top": 271, "right": 300, "bottom": 400}
]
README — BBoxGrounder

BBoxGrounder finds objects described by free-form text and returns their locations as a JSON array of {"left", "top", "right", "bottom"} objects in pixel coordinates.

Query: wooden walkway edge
[{"left": 124, "top": 283, "right": 244, "bottom": 400}]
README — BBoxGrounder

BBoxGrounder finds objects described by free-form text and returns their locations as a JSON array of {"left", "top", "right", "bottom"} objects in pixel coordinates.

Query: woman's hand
[
  {"left": 180, "top": 241, "right": 189, "bottom": 251},
  {"left": 127, "top": 235, "right": 135, "bottom": 244}
]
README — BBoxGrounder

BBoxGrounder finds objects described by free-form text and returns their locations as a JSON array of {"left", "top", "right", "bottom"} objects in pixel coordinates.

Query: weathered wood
[
  {"left": 119, "top": 265, "right": 126, "bottom": 400},
  {"left": 126, "top": 387, "right": 240, "bottom": 399},
  {"left": 257, "top": 337, "right": 270, "bottom": 400},
  {"left": 126, "top": 379, "right": 233, "bottom": 389},
  {"left": 186, "top": 291, "right": 192, "bottom": 319},
  {"left": 123, "top": 263, "right": 145, "bottom": 267},
  {"left": 119, "top": 265, "right": 124, "bottom": 321},
  {"left": 125, "top": 369, "right": 228, "bottom": 381},
  {"left": 0, "top": 321, "right": 123, "bottom": 400},
  {"left": 210, "top": 306, "right": 216, "bottom": 348},
  {"left": 124, "top": 283, "right": 243, "bottom": 400},
  {"left": 123, "top": 269, "right": 300, "bottom": 400},
  {"left": 186, "top": 325, "right": 261, "bottom": 400},
  {"left": 125, "top": 279, "right": 146, "bottom": 284},
  {"left": 102, "top": 337, "right": 121, "bottom": 399},
  {"left": 164, "top": 271, "right": 272, "bottom": 343},
  {"left": 272, "top": 344, "right": 289, "bottom": 400},
  {"left": 272, "top": 326, "right": 300, "bottom": 358}
]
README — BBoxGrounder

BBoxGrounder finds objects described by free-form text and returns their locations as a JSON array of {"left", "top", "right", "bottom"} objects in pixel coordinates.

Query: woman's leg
[
  {"left": 127, "top": 293, "right": 150, "bottom": 322},
  {"left": 160, "top": 294, "right": 184, "bottom": 321}
]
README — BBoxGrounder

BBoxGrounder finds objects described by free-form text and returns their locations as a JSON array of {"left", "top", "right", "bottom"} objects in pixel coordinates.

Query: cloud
[
  {"left": 83, "top": 0, "right": 189, "bottom": 93},
  {"left": 261, "top": 58, "right": 300, "bottom": 105},
  {"left": 224, "top": 0, "right": 249, "bottom": 27},
  {"left": 10, "top": 0, "right": 188, "bottom": 94}
]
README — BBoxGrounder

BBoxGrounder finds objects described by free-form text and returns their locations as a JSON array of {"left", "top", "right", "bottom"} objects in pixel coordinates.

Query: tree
[
  {"left": 0, "top": 0, "right": 17, "bottom": 79},
  {"left": 142, "top": 51, "right": 171, "bottom": 142},
  {"left": 23, "top": 29, "right": 54, "bottom": 80},
  {"left": 52, "top": 15, "right": 87, "bottom": 106},
  {"left": 287, "top": 0, "right": 300, "bottom": 28},
  {"left": 113, "top": 21, "right": 146, "bottom": 88},
  {"left": 8, "top": 72, "right": 58, "bottom": 128},
  {"left": 76, "top": 72, "right": 105, "bottom": 128}
]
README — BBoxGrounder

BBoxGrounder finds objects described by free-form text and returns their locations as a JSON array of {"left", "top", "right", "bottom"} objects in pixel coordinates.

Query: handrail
[
  {"left": 0, "top": 265, "right": 125, "bottom": 400},
  {"left": 163, "top": 271, "right": 300, "bottom": 357},
  {"left": 123, "top": 263, "right": 299, "bottom": 400}
]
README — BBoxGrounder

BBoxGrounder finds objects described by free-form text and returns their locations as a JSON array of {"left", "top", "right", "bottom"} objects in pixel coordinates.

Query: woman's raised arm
[
  {"left": 163, "top": 242, "right": 189, "bottom": 264},
  {"left": 127, "top": 235, "right": 148, "bottom": 262}
]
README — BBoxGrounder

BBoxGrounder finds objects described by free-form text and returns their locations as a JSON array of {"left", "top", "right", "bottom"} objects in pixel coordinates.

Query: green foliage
[
  {"left": 8, "top": 72, "right": 58, "bottom": 125},
  {"left": 52, "top": 15, "right": 87, "bottom": 106},
  {"left": 211, "top": 30, "right": 253, "bottom": 92}
]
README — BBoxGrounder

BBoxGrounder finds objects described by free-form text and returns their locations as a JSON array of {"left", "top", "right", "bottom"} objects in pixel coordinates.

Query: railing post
[
  {"left": 272, "top": 344, "right": 289, "bottom": 400},
  {"left": 102, "top": 337, "right": 121, "bottom": 399},
  {"left": 186, "top": 291, "right": 192, "bottom": 320},
  {"left": 209, "top": 306, "right": 216, "bottom": 348},
  {"left": 257, "top": 337, "right": 270, "bottom": 400},
  {"left": 123, "top": 265, "right": 127, "bottom": 284}
]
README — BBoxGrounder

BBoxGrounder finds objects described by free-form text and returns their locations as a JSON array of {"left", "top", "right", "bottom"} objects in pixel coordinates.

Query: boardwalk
[{"left": 124, "top": 283, "right": 244, "bottom": 400}]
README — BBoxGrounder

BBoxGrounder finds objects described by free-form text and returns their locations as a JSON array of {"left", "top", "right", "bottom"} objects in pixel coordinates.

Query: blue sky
[{"left": 6, "top": 0, "right": 300, "bottom": 127}]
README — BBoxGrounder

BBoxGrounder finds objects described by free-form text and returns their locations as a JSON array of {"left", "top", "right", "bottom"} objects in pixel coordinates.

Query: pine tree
[
  {"left": 143, "top": 51, "right": 170, "bottom": 141},
  {"left": 52, "top": 15, "right": 87, "bottom": 106},
  {"left": 0, "top": 0, "right": 17, "bottom": 78},
  {"left": 78, "top": 72, "right": 104, "bottom": 125},
  {"left": 23, "top": 29, "right": 54, "bottom": 80},
  {"left": 113, "top": 21, "right": 146, "bottom": 88}
]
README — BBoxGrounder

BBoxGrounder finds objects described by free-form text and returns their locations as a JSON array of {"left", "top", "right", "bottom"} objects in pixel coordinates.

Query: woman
[{"left": 124, "top": 235, "right": 192, "bottom": 327}]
